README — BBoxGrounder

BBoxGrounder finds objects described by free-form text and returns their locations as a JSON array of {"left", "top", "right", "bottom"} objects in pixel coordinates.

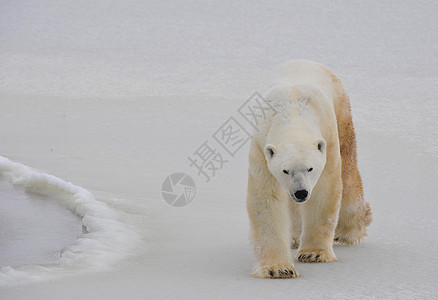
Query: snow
[
  {"left": 0, "top": 157, "right": 143, "bottom": 285},
  {"left": 1, "top": 0, "right": 438, "bottom": 298},
  {"left": 0, "top": 178, "right": 82, "bottom": 268}
]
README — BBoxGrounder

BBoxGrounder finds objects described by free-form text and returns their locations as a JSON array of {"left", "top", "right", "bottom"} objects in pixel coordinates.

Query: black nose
[{"left": 294, "top": 190, "right": 308, "bottom": 200}]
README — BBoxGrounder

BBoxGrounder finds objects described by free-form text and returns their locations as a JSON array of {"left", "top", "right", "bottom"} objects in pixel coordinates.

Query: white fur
[{"left": 247, "top": 60, "right": 344, "bottom": 278}]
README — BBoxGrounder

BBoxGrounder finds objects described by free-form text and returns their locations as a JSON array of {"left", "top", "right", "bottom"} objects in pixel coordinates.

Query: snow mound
[{"left": 0, "top": 156, "right": 143, "bottom": 285}]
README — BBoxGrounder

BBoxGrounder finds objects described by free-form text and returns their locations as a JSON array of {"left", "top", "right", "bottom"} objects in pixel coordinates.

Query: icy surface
[
  {"left": 0, "top": 179, "right": 82, "bottom": 267},
  {"left": 1, "top": 0, "right": 438, "bottom": 298},
  {"left": 0, "top": 157, "right": 143, "bottom": 285}
]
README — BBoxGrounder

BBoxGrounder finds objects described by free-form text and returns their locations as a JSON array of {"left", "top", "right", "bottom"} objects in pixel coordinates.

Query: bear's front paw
[
  {"left": 252, "top": 264, "right": 300, "bottom": 279},
  {"left": 296, "top": 249, "right": 337, "bottom": 263}
]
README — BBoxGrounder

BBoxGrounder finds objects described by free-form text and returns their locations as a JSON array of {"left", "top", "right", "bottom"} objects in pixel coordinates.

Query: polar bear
[{"left": 246, "top": 60, "right": 372, "bottom": 278}]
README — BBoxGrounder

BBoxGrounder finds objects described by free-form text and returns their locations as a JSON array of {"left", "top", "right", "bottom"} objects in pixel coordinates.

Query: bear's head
[{"left": 263, "top": 140, "right": 326, "bottom": 203}]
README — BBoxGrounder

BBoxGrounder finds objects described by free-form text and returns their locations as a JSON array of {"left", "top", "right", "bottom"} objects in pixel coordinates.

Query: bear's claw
[
  {"left": 296, "top": 249, "right": 337, "bottom": 263},
  {"left": 253, "top": 264, "right": 300, "bottom": 279},
  {"left": 334, "top": 234, "right": 366, "bottom": 245}
]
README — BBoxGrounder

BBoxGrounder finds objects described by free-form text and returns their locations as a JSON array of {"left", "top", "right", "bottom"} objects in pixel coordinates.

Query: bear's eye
[
  {"left": 283, "top": 170, "right": 289, "bottom": 175},
  {"left": 308, "top": 168, "right": 313, "bottom": 172}
]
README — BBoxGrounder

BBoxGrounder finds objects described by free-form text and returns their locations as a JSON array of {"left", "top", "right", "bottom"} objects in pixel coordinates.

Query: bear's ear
[
  {"left": 317, "top": 139, "right": 326, "bottom": 152},
  {"left": 264, "top": 144, "right": 277, "bottom": 159}
]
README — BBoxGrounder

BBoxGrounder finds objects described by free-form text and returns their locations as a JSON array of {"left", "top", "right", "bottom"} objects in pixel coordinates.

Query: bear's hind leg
[
  {"left": 335, "top": 187, "right": 372, "bottom": 245},
  {"left": 335, "top": 94, "right": 372, "bottom": 245}
]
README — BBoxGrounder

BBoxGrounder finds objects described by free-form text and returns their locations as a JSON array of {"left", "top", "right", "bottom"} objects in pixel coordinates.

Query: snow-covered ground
[{"left": 1, "top": 0, "right": 438, "bottom": 298}]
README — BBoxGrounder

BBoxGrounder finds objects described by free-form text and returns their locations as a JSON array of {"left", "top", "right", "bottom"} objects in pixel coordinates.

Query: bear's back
[{"left": 269, "top": 60, "right": 342, "bottom": 106}]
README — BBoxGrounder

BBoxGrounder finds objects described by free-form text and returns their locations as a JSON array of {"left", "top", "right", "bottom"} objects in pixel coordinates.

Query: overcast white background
[{"left": 1, "top": 0, "right": 437, "bottom": 299}]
